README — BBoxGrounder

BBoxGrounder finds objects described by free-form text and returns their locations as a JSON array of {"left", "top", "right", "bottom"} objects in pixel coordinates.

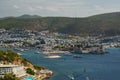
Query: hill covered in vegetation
[
  {"left": 0, "top": 50, "right": 45, "bottom": 69},
  {"left": 0, "top": 12, "right": 120, "bottom": 36},
  {"left": 0, "top": 50, "right": 52, "bottom": 80}
]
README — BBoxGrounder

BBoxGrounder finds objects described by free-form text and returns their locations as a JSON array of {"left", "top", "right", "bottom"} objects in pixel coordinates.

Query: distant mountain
[
  {"left": 18, "top": 14, "right": 41, "bottom": 18},
  {"left": 0, "top": 12, "right": 120, "bottom": 36}
]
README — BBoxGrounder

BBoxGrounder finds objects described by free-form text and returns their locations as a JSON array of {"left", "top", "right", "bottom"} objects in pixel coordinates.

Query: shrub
[{"left": 26, "top": 68, "right": 35, "bottom": 75}]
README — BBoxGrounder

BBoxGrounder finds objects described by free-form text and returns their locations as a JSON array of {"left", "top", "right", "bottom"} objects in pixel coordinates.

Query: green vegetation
[
  {"left": 26, "top": 68, "right": 35, "bottom": 75},
  {"left": 0, "top": 50, "right": 45, "bottom": 69},
  {"left": 0, "top": 50, "right": 32, "bottom": 67},
  {"left": 0, "top": 50, "right": 48, "bottom": 79},
  {"left": 40, "top": 39, "right": 46, "bottom": 44},
  {"left": 0, "top": 12, "right": 120, "bottom": 36},
  {"left": 0, "top": 50, "right": 20, "bottom": 63},
  {"left": 34, "top": 65, "right": 45, "bottom": 70},
  {"left": 54, "top": 45, "right": 65, "bottom": 50},
  {"left": 0, "top": 73, "right": 19, "bottom": 80},
  {"left": 21, "top": 58, "right": 31, "bottom": 66}
]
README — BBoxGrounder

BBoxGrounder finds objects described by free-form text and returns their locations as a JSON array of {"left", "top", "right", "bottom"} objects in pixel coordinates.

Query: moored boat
[
  {"left": 34, "top": 51, "right": 41, "bottom": 54},
  {"left": 73, "top": 55, "right": 82, "bottom": 58}
]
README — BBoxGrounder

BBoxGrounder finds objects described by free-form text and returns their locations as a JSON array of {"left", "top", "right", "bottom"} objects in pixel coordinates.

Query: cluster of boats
[{"left": 14, "top": 48, "right": 29, "bottom": 52}]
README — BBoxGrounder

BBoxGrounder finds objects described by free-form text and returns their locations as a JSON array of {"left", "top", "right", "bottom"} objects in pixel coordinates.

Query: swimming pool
[{"left": 25, "top": 77, "right": 35, "bottom": 80}]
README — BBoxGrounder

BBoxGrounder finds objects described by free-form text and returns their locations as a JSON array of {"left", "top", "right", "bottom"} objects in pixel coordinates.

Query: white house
[{"left": 0, "top": 64, "right": 26, "bottom": 77}]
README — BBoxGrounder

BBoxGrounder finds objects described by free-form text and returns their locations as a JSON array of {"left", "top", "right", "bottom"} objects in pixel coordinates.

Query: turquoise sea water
[{"left": 1, "top": 48, "right": 120, "bottom": 80}]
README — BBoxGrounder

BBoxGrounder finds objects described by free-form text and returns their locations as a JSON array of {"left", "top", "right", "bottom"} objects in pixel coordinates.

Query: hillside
[
  {"left": 0, "top": 50, "right": 53, "bottom": 80},
  {"left": 0, "top": 12, "right": 120, "bottom": 36},
  {"left": 0, "top": 50, "right": 45, "bottom": 70}
]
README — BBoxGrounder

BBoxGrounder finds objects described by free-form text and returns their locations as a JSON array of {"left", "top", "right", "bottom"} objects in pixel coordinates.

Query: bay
[{"left": 1, "top": 48, "right": 120, "bottom": 80}]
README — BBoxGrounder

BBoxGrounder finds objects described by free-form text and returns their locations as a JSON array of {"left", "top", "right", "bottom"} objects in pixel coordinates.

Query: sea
[{"left": 1, "top": 48, "right": 120, "bottom": 80}]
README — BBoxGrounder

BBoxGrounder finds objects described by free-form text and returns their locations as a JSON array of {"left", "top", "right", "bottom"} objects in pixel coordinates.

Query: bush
[
  {"left": 40, "top": 39, "right": 45, "bottom": 44},
  {"left": 34, "top": 65, "right": 45, "bottom": 70},
  {"left": 0, "top": 73, "right": 19, "bottom": 80},
  {"left": 26, "top": 68, "right": 35, "bottom": 75}
]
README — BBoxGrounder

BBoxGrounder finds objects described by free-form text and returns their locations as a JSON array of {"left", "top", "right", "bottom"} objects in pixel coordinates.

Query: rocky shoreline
[{"left": 35, "top": 70, "right": 53, "bottom": 80}]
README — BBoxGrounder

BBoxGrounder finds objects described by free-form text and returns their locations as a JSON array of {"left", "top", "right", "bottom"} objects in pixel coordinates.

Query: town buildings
[{"left": 0, "top": 64, "right": 26, "bottom": 77}]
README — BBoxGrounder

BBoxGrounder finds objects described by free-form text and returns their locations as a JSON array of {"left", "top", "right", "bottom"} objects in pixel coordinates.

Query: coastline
[
  {"left": 42, "top": 51, "right": 70, "bottom": 54},
  {"left": 0, "top": 49, "right": 53, "bottom": 80},
  {"left": 35, "top": 70, "right": 53, "bottom": 80}
]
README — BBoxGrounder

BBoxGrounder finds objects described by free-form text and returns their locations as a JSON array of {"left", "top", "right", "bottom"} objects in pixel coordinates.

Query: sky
[{"left": 0, "top": 0, "right": 120, "bottom": 18}]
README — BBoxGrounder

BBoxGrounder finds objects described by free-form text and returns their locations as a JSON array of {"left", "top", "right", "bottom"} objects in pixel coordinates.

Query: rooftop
[{"left": 0, "top": 64, "right": 21, "bottom": 68}]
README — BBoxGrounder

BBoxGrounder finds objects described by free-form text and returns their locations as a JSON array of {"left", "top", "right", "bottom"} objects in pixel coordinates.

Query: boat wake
[{"left": 68, "top": 74, "right": 75, "bottom": 80}]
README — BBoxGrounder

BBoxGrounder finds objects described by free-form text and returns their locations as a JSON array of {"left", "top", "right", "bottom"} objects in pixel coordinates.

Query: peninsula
[{"left": 0, "top": 50, "right": 53, "bottom": 80}]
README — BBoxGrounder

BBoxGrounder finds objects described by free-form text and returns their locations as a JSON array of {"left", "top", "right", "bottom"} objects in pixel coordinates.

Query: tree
[
  {"left": 40, "top": 39, "right": 45, "bottom": 44},
  {"left": 26, "top": 68, "right": 35, "bottom": 75},
  {"left": 34, "top": 65, "right": 45, "bottom": 70},
  {"left": 0, "top": 73, "right": 19, "bottom": 80}
]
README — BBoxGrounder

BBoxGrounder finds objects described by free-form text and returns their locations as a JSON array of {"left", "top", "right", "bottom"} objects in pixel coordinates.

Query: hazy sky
[{"left": 0, "top": 0, "right": 120, "bottom": 18}]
